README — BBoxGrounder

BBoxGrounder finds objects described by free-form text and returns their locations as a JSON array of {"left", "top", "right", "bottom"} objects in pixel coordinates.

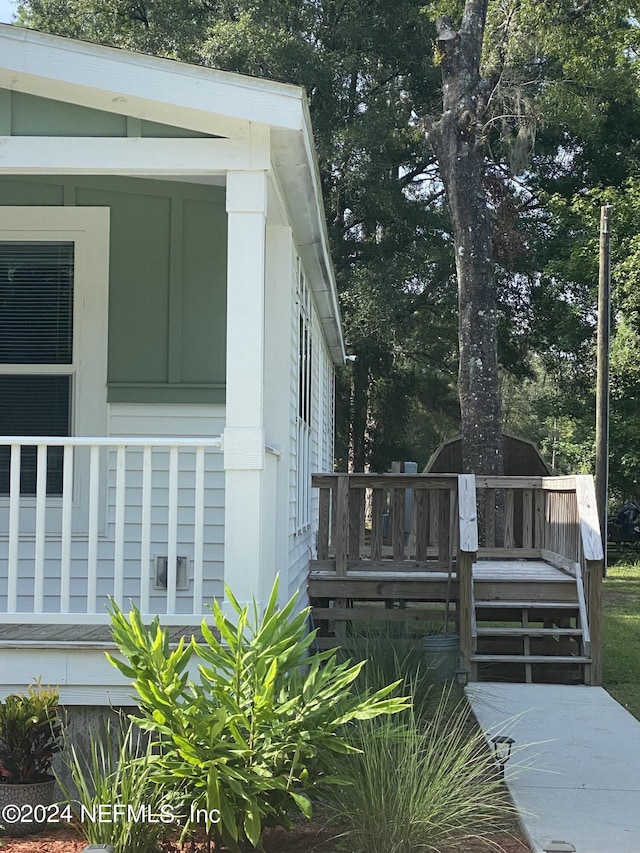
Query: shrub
[
  {"left": 0, "top": 684, "right": 64, "bottom": 783},
  {"left": 325, "top": 685, "right": 517, "bottom": 853},
  {"left": 107, "top": 577, "right": 409, "bottom": 851}
]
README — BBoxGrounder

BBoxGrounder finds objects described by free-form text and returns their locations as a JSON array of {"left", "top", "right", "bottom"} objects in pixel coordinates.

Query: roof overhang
[{"left": 0, "top": 23, "right": 346, "bottom": 364}]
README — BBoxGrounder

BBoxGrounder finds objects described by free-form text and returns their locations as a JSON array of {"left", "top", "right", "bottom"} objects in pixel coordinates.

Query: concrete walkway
[{"left": 466, "top": 683, "right": 640, "bottom": 853}]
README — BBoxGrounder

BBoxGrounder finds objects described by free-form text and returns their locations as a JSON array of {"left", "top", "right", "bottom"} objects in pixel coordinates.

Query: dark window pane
[
  {"left": 0, "top": 242, "right": 74, "bottom": 364},
  {"left": 0, "top": 375, "right": 70, "bottom": 494}
]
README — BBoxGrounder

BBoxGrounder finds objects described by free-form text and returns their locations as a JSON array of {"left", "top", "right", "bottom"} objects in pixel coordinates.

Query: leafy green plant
[
  {"left": 325, "top": 685, "right": 517, "bottom": 853},
  {"left": 0, "top": 684, "right": 64, "bottom": 783},
  {"left": 107, "top": 577, "right": 409, "bottom": 852},
  {"left": 55, "top": 718, "right": 170, "bottom": 853}
]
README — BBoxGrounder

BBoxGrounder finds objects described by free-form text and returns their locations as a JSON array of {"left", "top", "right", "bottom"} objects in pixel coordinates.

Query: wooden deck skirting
[{"left": 310, "top": 472, "right": 604, "bottom": 684}]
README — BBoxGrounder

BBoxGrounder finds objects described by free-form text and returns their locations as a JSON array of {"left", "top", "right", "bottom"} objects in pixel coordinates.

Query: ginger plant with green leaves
[{"left": 108, "top": 578, "right": 408, "bottom": 851}]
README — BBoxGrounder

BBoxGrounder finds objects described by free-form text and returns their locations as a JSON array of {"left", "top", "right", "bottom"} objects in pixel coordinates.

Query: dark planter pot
[{"left": 0, "top": 778, "right": 57, "bottom": 837}]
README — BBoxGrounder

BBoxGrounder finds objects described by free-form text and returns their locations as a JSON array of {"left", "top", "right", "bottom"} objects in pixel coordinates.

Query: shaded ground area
[{"left": 1, "top": 820, "right": 530, "bottom": 852}]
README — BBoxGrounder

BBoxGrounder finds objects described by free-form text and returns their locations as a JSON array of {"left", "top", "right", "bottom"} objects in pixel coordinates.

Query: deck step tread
[
  {"left": 471, "top": 654, "right": 590, "bottom": 664},
  {"left": 474, "top": 600, "right": 579, "bottom": 609},
  {"left": 474, "top": 576, "right": 574, "bottom": 583},
  {"left": 475, "top": 627, "right": 583, "bottom": 636}
]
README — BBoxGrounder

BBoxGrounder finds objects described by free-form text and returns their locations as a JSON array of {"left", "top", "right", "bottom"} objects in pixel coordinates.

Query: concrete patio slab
[{"left": 466, "top": 683, "right": 640, "bottom": 853}]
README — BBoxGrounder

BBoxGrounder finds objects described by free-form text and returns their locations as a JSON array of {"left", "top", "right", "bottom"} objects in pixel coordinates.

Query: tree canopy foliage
[{"left": 15, "top": 0, "right": 640, "bottom": 495}]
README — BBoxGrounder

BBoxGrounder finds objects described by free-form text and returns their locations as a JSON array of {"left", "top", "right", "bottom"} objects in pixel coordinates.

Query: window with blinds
[
  {"left": 0, "top": 242, "right": 74, "bottom": 495},
  {"left": 296, "top": 265, "right": 312, "bottom": 533}
]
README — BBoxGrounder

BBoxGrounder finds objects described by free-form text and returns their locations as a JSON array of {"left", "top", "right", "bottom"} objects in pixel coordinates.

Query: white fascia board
[
  {"left": 0, "top": 136, "right": 251, "bottom": 174},
  {"left": 0, "top": 23, "right": 304, "bottom": 136}
]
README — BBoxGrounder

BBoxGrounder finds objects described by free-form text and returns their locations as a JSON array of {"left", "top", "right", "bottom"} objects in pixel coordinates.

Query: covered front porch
[
  {"left": 0, "top": 23, "right": 346, "bottom": 647},
  {"left": 0, "top": 433, "right": 281, "bottom": 703}
]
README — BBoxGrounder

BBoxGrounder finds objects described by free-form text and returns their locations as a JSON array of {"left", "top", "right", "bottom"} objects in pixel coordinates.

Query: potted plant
[{"left": 0, "top": 683, "right": 64, "bottom": 836}]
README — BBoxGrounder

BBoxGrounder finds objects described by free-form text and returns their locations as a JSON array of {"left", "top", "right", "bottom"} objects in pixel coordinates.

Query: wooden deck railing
[
  {"left": 455, "top": 473, "right": 603, "bottom": 682},
  {"left": 313, "top": 473, "right": 459, "bottom": 574},
  {"left": 543, "top": 474, "right": 604, "bottom": 683},
  {"left": 312, "top": 472, "right": 604, "bottom": 682}
]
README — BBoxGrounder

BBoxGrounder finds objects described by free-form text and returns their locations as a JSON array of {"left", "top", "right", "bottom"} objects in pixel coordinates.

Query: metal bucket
[{"left": 423, "top": 634, "right": 460, "bottom": 683}]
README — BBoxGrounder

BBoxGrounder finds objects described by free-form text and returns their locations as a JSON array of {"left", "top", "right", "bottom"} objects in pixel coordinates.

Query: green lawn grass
[{"left": 603, "top": 556, "right": 640, "bottom": 718}]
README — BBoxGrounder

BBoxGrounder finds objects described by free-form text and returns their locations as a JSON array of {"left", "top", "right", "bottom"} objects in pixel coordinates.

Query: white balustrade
[{"left": 0, "top": 436, "right": 223, "bottom": 624}]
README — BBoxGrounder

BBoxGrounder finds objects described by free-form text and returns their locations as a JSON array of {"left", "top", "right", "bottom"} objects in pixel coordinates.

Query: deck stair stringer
[{"left": 469, "top": 558, "right": 592, "bottom": 684}]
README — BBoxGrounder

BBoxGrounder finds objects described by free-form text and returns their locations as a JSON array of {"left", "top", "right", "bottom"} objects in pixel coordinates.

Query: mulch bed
[{"left": 0, "top": 820, "right": 531, "bottom": 852}]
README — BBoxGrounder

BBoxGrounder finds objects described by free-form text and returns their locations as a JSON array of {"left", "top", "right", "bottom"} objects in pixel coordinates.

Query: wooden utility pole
[{"left": 595, "top": 204, "right": 612, "bottom": 567}]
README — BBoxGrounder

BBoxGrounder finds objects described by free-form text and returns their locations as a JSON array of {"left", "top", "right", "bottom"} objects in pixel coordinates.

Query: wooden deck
[
  {"left": 309, "top": 473, "right": 604, "bottom": 684},
  {"left": 0, "top": 473, "right": 604, "bottom": 694}
]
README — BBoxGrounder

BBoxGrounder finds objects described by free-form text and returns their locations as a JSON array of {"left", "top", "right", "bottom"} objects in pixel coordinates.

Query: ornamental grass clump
[
  {"left": 107, "top": 576, "right": 409, "bottom": 852},
  {"left": 326, "top": 686, "right": 517, "bottom": 853},
  {"left": 55, "top": 718, "right": 168, "bottom": 853},
  {"left": 341, "top": 619, "right": 441, "bottom": 717}
]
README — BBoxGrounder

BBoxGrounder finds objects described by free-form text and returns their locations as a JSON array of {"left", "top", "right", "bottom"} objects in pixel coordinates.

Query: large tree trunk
[
  {"left": 349, "top": 357, "right": 370, "bottom": 472},
  {"left": 427, "top": 0, "right": 503, "bottom": 475}
]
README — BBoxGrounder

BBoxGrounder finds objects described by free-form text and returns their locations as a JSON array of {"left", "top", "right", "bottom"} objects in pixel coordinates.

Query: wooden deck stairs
[
  {"left": 470, "top": 559, "right": 591, "bottom": 683},
  {"left": 310, "top": 472, "right": 604, "bottom": 686}
]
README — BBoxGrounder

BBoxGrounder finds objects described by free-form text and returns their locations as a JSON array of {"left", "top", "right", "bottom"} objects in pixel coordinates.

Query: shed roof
[{"left": 424, "top": 431, "right": 553, "bottom": 476}]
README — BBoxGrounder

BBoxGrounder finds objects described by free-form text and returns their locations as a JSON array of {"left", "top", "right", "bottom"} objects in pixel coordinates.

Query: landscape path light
[
  {"left": 490, "top": 734, "right": 515, "bottom": 777},
  {"left": 542, "top": 842, "right": 576, "bottom": 853}
]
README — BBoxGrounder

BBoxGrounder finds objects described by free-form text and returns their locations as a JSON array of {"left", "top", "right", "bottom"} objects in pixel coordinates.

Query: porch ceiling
[{"left": 0, "top": 23, "right": 346, "bottom": 365}]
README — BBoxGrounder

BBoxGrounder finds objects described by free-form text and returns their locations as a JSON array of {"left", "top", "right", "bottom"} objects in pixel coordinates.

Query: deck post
[
  {"left": 335, "top": 475, "right": 349, "bottom": 575},
  {"left": 575, "top": 475, "right": 605, "bottom": 686},
  {"left": 588, "top": 560, "right": 603, "bottom": 685},
  {"left": 458, "top": 474, "right": 478, "bottom": 675}
]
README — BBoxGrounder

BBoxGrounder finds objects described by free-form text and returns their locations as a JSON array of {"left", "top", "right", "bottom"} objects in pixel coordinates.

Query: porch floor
[
  {"left": 0, "top": 623, "right": 205, "bottom": 648},
  {"left": 467, "top": 683, "right": 640, "bottom": 853}
]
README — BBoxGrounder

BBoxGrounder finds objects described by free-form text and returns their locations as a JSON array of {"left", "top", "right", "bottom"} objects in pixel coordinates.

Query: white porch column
[
  {"left": 223, "top": 170, "right": 268, "bottom": 606},
  {"left": 264, "top": 225, "right": 295, "bottom": 606}
]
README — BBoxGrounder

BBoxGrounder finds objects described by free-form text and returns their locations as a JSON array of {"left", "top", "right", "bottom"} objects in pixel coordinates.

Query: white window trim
[
  {"left": 0, "top": 206, "right": 110, "bottom": 518},
  {"left": 296, "top": 261, "right": 312, "bottom": 534}
]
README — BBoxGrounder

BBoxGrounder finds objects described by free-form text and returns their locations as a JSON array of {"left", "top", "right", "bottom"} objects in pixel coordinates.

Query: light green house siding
[
  {"left": 0, "top": 89, "right": 214, "bottom": 138},
  {"left": 0, "top": 175, "right": 227, "bottom": 403}
]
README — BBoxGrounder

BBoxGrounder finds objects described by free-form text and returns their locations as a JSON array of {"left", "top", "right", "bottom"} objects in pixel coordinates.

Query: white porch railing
[{"left": 0, "top": 437, "right": 223, "bottom": 624}]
